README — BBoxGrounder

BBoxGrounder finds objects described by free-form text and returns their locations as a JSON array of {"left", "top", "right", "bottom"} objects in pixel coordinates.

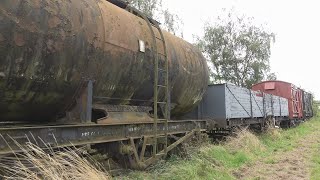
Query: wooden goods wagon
[{"left": 252, "top": 81, "right": 304, "bottom": 120}]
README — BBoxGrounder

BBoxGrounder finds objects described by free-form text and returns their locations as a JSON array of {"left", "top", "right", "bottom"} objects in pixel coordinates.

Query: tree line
[{"left": 128, "top": 0, "right": 276, "bottom": 89}]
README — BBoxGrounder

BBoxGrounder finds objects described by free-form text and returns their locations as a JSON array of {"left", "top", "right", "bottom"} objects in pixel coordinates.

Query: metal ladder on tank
[
  {"left": 150, "top": 19, "right": 170, "bottom": 157},
  {"left": 127, "top": 8, "right": 170, "bottom": 158}
]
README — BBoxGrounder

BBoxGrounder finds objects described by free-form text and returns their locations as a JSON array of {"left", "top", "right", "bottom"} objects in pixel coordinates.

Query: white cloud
[{"left": 163, "top": 0, "right": 320, "bottom": 99}]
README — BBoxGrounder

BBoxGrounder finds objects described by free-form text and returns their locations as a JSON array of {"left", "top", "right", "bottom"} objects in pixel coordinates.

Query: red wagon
[{"left": 252, "top": 81, "right": 304, "bottom": 120}]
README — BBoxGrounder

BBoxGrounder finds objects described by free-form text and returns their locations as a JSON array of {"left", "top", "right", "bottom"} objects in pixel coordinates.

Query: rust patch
[
  {"left": 48, "top": 16, "right": 61, "bottom": 28},
  {"left": 97, "top": 112, "right": 153, "bottom": 124},
  {"left": 46, "top": 39, "right": 63, "bottom": 53},
  {"left": 33, "top": 0, "right": 41, "bottom": 9},
  {"left": 13, "top": 33, "right": 25, "bottom": 46},
  {"left": 28, "top": 22, "right": 38, "bottom": 33},
  {"left": 59, "top": 29, "right": 66, "bottom": 41},
  {"left": 54, "top": 41, "right": 63, "bottom": 51},
  {"left": 46, "top": 39, "right": 55, "bottom": 53}
]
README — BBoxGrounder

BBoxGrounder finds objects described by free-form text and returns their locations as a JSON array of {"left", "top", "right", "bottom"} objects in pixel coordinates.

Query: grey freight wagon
[{"left": 188, "top": 84, "right": 289, "bottom": 128}]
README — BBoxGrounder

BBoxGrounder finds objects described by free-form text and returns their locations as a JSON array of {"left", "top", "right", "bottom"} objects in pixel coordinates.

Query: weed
[
  {"left": 0, "top": 142, "right": 110, "bottom": 180},
  {"left": 124, "top": 117, "right": 320, "bottom": 179},
  {"left": 225, "top": 128, "right": 265, "bottom": 155}
]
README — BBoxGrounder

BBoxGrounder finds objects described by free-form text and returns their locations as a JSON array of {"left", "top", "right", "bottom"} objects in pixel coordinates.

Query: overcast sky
[{"left": 162, "top": 0, "right": 320, "bottom": 99}]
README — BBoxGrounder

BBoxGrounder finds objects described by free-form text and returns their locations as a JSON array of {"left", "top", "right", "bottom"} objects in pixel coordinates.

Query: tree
[
  {"left": 266, "top": 72, "right": 277, "bottom": 81},
  {"left": 196, "top": 11, "right": 276, "bottom": 88},
  {"left": 128, "top": 0, "right": 183, "bottom": 36},
  {"left": 128, "top": 0, "right": 161, "bottom": 18}
]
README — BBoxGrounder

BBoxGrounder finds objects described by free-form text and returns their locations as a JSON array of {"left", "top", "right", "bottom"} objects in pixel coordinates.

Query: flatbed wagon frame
[{"left": 0, "top": 120, "right": 206, "bottom": 155}]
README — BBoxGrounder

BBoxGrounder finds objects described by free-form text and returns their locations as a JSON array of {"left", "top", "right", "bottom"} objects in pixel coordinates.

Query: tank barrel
[{"left": 0, "top": 0, "right": 208, "bottom": 121}]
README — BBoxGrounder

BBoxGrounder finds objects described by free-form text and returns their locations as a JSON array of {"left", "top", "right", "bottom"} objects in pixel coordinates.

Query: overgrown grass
[
  {"left": 310, "top": 114, "right": 320, "bottom": 180},
  {"left": 261, "top": 123, "right": 315, "bottom": 153},
  {"left": 124, "top": 148, "right": 235, "bottom": 180},
  {"left": 0, "top": 142, "right": 110, "bottom": 180},
  {"left": 122, "top": 129, "right": 263, "bottom": 180},
  {"left": 124, "top": 117, "right": 320, "bottom": 180},
  {"left": 3, "top": 117, "right": 319, "bottom": 180},
  {"left": 311, "top": 143, "right": 320, "bottom": 180}
]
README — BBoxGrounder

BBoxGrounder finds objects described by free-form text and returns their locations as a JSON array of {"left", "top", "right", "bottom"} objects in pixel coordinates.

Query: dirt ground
[{"left": 234, "top": 130, "right": 320, "bottom": 180}]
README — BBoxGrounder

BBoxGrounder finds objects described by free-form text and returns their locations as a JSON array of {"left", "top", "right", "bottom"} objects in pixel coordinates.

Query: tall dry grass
[
  {"left": 225, "top": 128, "right": 265, "bottom": 153},
  {"left": 0, "top": 142, "right": 110, "bottom": 180},
  {"left": 264, "top": 127, "right": 282, "bottom": 140}
]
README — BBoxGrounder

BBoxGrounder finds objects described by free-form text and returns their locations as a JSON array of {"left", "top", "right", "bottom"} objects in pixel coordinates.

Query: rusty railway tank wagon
[
  {"left": 0, "top": 0, "right": 314, "bottom": 170},
  {"left": 0, "top": 0, "right": 208, "bottom": 169},
  {"left": 0, "top": 0, "right": 208, "bottom": 122}
]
